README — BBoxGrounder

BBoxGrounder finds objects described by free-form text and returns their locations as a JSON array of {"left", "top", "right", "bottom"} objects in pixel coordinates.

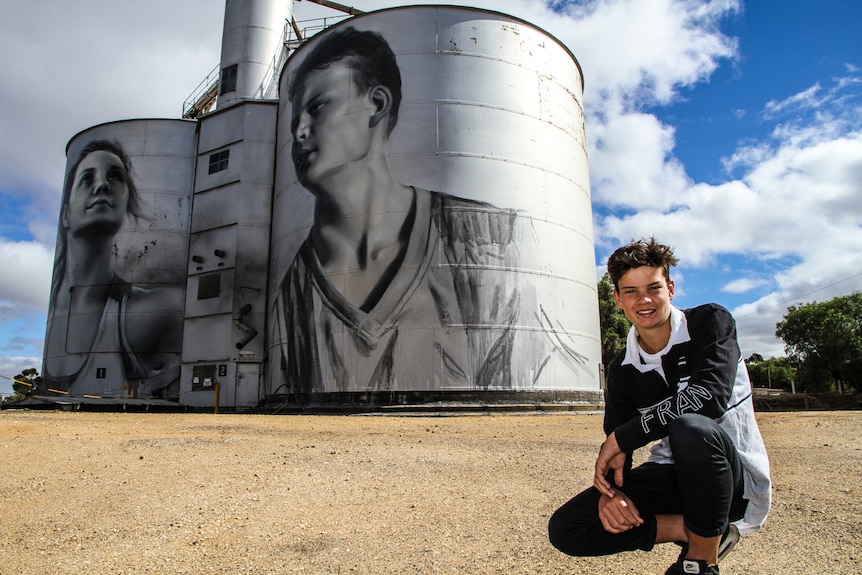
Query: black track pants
[{"left": 548, "top": 413, "right": 748, "bottom": 557}]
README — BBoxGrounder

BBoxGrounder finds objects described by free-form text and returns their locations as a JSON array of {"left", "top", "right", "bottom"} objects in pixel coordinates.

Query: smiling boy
[{"left": 548, "top": 238, "right": 771, "bottom": 575}]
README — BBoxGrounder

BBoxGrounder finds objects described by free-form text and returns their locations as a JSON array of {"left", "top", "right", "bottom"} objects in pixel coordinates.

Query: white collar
[{"left": 621, "top": 305, "right": 691, "bottom": 373}]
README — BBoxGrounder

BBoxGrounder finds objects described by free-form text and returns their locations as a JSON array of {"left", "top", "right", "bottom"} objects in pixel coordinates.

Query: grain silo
[
  {"left": 267, "top": 6, "right": 600, "bottom": 408},
  {"left": 43, "top": 119, "right": 196, "bottom": 400}
]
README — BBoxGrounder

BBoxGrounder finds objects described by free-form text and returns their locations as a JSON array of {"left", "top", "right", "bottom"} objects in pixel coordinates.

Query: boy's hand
[
  {"left": 598, "top": 491, "right": 644, "bottom": 533},
  {"left": 594, "top": 431, "right": 626, "bottom": 497}
]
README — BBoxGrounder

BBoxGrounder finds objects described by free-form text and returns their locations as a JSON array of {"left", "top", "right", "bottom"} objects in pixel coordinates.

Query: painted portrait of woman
[{"left": 43, "top": 140, "right": 183, "bottom": 399}]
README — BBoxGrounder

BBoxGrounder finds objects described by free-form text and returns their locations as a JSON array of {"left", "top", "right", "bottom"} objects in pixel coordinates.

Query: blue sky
[
  {"left": 642, "top": 0, "right": 862, "bottom": 309},
  {"left": 662, "top": 1, "right": 861, "bottom": 182},
  {"left": 1, "top": 0, "right": 860, "bottom": 396}
]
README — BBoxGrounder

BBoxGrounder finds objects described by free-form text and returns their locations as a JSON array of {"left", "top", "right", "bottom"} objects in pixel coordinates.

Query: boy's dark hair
[
  {"left": 607, "top": 237, "right": 679, "bottom": 290},
  {"left": 289, "top": 26, "right": 402, "bottom": 133}
]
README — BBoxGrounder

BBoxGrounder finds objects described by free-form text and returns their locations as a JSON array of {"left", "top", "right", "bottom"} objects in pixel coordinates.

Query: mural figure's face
[
  {"left": 290, "top": 61, "right": 377, "bottom": 190},
  {"left": 64, "top": 150, "right": 130, "bottom": 237}
]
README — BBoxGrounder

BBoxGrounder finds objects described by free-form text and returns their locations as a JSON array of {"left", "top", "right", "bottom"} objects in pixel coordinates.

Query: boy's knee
[
  {"left": 669, "top": 413, "right": 735, "bottom": 467},
  {"left": 548, "top": 519, "right": 589, "bottom": 556},
  {"left": 547, "top": 496, "right": 596, "bottom": 557},
  {"left": 668, "top": 413, "right": 714, "bottom": 452},
  {"left": 548, "top": 510, "right": 573, "bottom": 553},
  {"left": 548, "top": 507, "right": 570, "bottom": 551}
]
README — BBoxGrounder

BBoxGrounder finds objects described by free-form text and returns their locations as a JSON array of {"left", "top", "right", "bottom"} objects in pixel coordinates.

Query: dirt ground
[{"left": 0, "top": 409, "right": 859, "bottom": 574}]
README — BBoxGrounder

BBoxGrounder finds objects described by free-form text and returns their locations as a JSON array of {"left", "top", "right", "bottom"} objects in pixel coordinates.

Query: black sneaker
[
  {"left": 664, "top": 558, "right": 720, "bottom": 575},
  {"left": 673, "top": 523, "right": 740, "bottom": 566}
]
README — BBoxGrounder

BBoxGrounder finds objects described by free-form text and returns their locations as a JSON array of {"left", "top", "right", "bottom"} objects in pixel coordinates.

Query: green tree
[
  {"left": 598, "top": 273, "right": 630, "bottom": 368},
  {"left": 775, "top": 292, "right": 862, "bottom": 393},
  {"left": 745, "top": 354, "right": 796, "bottom": 391},
  {"left": 3, "top": 367, "right": 42, "bottom": 404}
]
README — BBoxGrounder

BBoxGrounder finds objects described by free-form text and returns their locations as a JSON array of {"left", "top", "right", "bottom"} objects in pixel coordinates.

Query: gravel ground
[{"left": 0, "top": 409, "right": 859, "bottom": 574}]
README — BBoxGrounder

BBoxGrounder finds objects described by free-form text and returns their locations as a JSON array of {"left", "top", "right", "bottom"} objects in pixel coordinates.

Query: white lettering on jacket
[{"left": 639, "top": 384, "right": 715, "bottom": 435}]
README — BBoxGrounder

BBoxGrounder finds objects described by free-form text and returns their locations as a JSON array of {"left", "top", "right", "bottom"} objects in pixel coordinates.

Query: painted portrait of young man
[{"left": 273, "top": 24, "right": 595, "bottom": 396}]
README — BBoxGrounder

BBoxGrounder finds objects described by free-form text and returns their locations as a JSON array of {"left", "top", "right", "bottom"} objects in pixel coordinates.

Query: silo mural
[
  {"left": 43, "top": 120, "right": 195, "bottom": 400},
  {"left": 268, "top": 7, "right": 601, "bottom": 400}
]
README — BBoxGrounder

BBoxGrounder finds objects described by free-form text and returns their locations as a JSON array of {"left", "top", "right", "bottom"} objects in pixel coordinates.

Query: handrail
[
  {"left": 182, "top": 64, "right": 220, "bottom": 118},
  {"left": 286, "top": 15, "right": 351, "bottom": 50},
  {"left": 182, "top": 14, "right": 353, "bottom": 117}
]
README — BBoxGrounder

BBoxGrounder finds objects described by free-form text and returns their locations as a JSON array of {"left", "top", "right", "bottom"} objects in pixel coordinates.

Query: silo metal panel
[
  {"left": 198, "top": 107, "right": 247, "bottom": 154},
  {"left": 411, "top": 154, "right": 593, "bottom": 224},
  {"left": 182, "top": 315, "right": 235, "bottom": 362},
  {"left": 435, "top": 10, "right": 584, "bottom": 89},
  {"left": 44, "top": 119, "right": 195, "bottom": 400},
  {"left": 238, "top": 226, "right": 271, "bottom": 270},
  {"left": 185, "top": 268, "right": 237, "bottom": 318},
  {"left": 241, "top": 103, "right": 282, "bottom": 146},
  {"left": 191, "top": 187, "right": 241, "bottom": 233},
  {"left": 403, "top": 53, "right": 542, "bottom": 116},
  {"left": 268, "top": 6, "right": 599, "bottom": 399},
  {"left": 243, "top": 142, "right": 277, "bottom": 187}
]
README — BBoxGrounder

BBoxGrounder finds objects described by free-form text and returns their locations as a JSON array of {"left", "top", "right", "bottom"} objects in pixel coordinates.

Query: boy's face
[
  {"left": 290, "top": 60, "right": 378, "bottom": 189},
  {"left": 613, "top": 265, "right": 675, "bottom": 337}
]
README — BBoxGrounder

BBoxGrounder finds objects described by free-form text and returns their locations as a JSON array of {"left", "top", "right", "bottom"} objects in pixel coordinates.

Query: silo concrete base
[{"left": 257, "top": 390, "right": 605, "bottom": 414}]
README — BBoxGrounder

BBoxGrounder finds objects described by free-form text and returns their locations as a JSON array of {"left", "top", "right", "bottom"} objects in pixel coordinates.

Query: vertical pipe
[{"left": 217, "top": 0, "right": 294, "bottom": 108}]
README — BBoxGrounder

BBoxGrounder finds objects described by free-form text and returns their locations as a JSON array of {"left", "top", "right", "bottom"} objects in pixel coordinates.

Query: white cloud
[
  {"left": 554, "top": 0, "right": 740, "bottom": 106},
  {"left": 763, "top": 83, "right": 824, "bottom": 118},
  {"left": 733, "top": 303, "right": 786, "bottom": 359},
  {"left": 722, "top": 277, "right": 769, "bottom": 294},
  {"left": 0, "top": 239, "right": 53, "bottom": 312},
  {"left": 556, "top": 0, "right": 741, "bottom": 218},
  {"left": 581, "top": 3, "right": 862, "bottom": 358},
  {"left": 589, "top": 110, "right": 691, "bottom": 209},
  {"left": 600, "top": 71, "right": 862, "bottom": 355},
  {"left": 602, "top": 126, "right": 862, "bottom": 273},
  {"left": 732, "top": 263, "right": 862, "bottom": 360}
]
